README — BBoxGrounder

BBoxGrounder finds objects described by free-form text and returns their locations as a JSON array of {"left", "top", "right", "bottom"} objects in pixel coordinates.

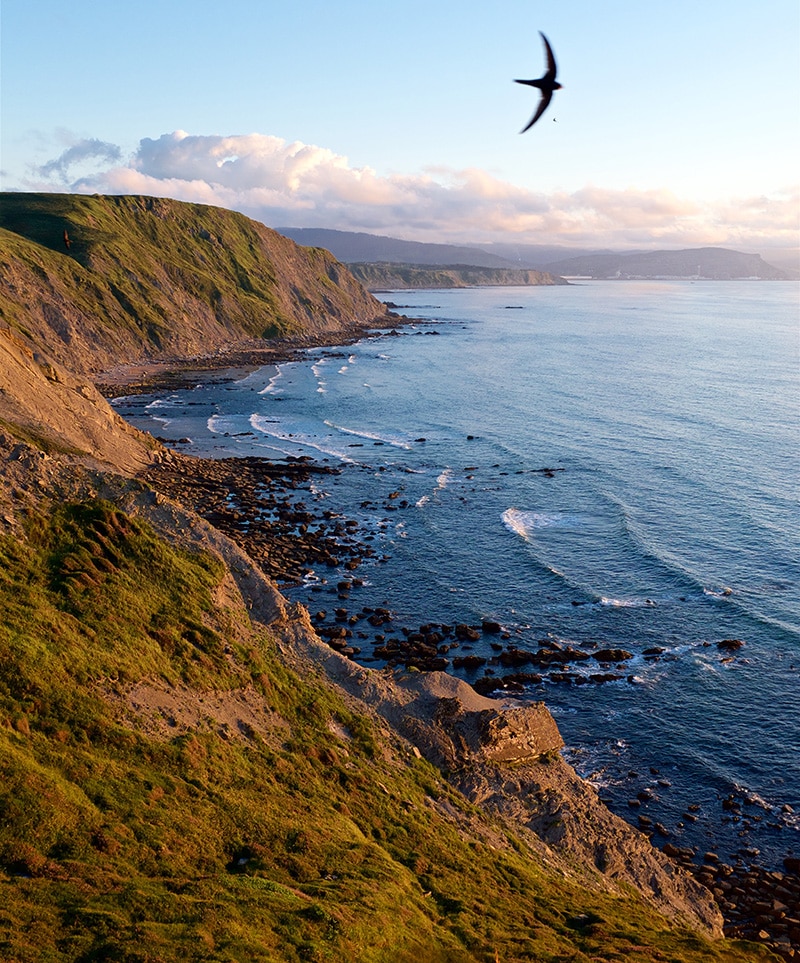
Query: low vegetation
[{"left": 0, "top": 500, "right": 774, "bottom": 961}]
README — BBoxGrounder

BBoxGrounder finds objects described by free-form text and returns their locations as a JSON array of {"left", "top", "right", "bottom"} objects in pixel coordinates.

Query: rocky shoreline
[
  {"left": 136, "top": 441, "right": 799, "bottom": 960},
  {"left": 95, "top": 325, "right": 411, "bottom": 399},
  {"left": 100, "top": 326, "right": 799, "bottom": 960}
]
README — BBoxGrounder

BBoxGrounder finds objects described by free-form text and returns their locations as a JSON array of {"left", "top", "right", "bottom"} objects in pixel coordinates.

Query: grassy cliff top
[{"left": 0, "top": 193, "right": 388, "bottom": 374}]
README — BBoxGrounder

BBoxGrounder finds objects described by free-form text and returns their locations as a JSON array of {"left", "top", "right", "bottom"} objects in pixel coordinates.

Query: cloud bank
[{"left": 22, "top": 130, "right": 800, "bottom": 257}]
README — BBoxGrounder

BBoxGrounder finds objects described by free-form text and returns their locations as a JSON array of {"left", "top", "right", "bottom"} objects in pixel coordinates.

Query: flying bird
[
  {"left": 515, "top": 32, "right": 562, "bottom": 132},
  {"left": 63, "top": 229, "right": 71, "bottom": 251}
]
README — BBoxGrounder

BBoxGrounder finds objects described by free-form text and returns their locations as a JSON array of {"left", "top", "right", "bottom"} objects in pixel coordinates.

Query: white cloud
[
  {"left": 25, "top": 131, "right": 800, "bottom": 258},
  {"left": 35, "top": 137, "right": 122, "bottom": 182}
]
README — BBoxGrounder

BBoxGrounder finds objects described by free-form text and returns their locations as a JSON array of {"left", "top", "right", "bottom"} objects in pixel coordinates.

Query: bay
[{"left": 117, "top": 280, "right": 800, "bottom": 869}]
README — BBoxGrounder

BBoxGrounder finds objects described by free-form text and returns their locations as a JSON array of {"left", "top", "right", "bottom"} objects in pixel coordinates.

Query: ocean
[{"left": 116, "top": 279, "right": 800, "bottom": 870}]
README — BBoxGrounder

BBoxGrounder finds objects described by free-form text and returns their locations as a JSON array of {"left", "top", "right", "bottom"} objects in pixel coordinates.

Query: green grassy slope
[
  {"left": 0, "top": 193, "right": 387, "bottom": 374},
  {"left": 0, "top": 500, "right": 774, "bottom": 962},
  {"left": 348, "top": 262, "right": 567, "bottom": 290}
]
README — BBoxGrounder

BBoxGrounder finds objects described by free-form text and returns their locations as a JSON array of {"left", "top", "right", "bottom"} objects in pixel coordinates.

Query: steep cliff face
[
  {"left": 0, "top": 193, "right": 390, "bottom": 375},
  {"left": 0, "top": 326, "right": 157, "bottom": 472},
  {"left": 349, "top": 261, "right": 567, "bottom": 290}
]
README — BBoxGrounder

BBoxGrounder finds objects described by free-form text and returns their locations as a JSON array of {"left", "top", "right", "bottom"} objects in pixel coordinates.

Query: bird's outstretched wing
[
  {"left": 540, "top": 31, "right": 557, "bottom": 81},
  {"left": 515, "top": 31, "right": 561, "bottom": 132},
  {"left": 520, "top": 91, "right": 553, "bottom": 133}
]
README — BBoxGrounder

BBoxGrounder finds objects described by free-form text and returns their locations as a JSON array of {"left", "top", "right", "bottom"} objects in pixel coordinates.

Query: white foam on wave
[
  {"left": 249, "top": 413, "right": 357, "bottom": 463},
  {"left": 142, "top": 397, "right": 175, "bottom": 427},
  {"left": 417, "top": 468, "right": 454, "bottom": 508},
  {"left": 144, "top": 396, "right": 178, "bottom": 410},
  {"left": 502, "top": 508, "right": 588, "bottom": 540},
  {"left": 208, "top": 413, "right": 234, "bottom": 433},
  {"left": 259, "top": 366, "right": 289, "bottom": 395},
  {"left": 703, "top": 585, "right": 734, "bottom": 599},
  {"left": 147, "top": 414, "right": 172, "bottom": 428},
  {"left": 323, "top": 419, "right": 413, "bottom": 450},
  {"left": 598, "top": 596, "right": 658, "bottom": 608},
  {"left": 436, "top": 468, "right": 454, "bottom": 490}
]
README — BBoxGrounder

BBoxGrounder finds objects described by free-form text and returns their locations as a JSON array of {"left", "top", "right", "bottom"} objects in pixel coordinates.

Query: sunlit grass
[{"left": 0, "top": 501, "right": 776, "bottom": 961}]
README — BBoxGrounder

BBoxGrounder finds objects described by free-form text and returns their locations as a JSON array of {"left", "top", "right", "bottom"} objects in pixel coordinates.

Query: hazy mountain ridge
[
  {"left": 0, "top": 193, "right": 775, "bottom": 960},
  {"left": 277, "top": 227, "right": 518, "bottom": 268},
  {"left": 278, "top": 226, "right": 792, "bottom": 280},
  {"left": 542, "top": 247, "right": 790, "bottom": 279}
]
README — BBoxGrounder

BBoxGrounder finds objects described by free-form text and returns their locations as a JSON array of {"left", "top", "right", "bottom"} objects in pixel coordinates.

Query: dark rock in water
[
  {"left": 530, "top": 645, "right": 590, "bottom": 666},
  {"left": 473, "top": 676, "right": 504, "bottom": 695},
  {"left": 662, "top": 843, "right": 693, "bottom": 861},
  {"left": 502, "top": 671, "right": 543, "bottom": 687},
  {"left": 717, "top": 638, "right": 745, "bottom": 652},
  {"left": 455, "top": 624, "right": 481, "bottom": 642},
  {"left": 452, "top": 655, "right": 487, "bottom": 670},
  {"left": 481, "top": 620, "right": 502, "bottom": 634},
  {"left": 592, "top": 648, "right": 633, "bottom": 663},
  {"left": 498, "top": 647, "right": 533, "bottom": 667}
]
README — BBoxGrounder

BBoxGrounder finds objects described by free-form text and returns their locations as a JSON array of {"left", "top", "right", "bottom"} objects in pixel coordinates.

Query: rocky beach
[{"left": 123, "top": 371, "right": 799, "bottom": 959}]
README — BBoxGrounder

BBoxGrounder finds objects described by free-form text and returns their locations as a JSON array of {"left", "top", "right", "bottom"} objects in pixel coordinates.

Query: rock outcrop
[{"left": 279, "top": 615, "right": 724, "bottom": 936}]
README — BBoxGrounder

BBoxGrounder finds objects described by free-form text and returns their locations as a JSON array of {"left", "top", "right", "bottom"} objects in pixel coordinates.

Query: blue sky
[{"left": 2, "top": 0, "right": 798, "bottom": 261}]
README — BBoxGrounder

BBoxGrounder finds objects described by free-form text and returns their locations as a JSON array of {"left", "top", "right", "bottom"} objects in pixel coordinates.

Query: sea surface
[{"left": 117, "top": 280, "right": 800, "bottom": 870}]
